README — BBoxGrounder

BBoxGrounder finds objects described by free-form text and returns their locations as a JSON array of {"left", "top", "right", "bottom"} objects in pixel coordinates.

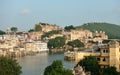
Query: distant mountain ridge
[{"left": 76, "top": 22, "right": 120, "bottom": 39}]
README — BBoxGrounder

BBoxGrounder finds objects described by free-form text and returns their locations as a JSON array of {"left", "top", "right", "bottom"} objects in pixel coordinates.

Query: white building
[{"left": 34, "top": 41, "right": 49, "bottom": 52}]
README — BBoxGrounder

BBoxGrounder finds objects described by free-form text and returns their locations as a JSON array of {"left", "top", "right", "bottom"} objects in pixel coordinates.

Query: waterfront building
[
  {"left": 73, "top": 41, "right": 120, "bottom": 72},
  {"left": 34, "top": 41, "right": 49, "bottom": 52},
  {"left": 24, "top": 41, "right": 36, "bottom": 52},
  {"left": 0, "top": 34, "right": 25, "bottom": 57}
]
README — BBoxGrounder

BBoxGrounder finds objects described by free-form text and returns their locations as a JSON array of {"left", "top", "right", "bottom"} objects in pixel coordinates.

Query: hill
[{"left": 76, "top": 22, "right": 120, "bottom": 39}]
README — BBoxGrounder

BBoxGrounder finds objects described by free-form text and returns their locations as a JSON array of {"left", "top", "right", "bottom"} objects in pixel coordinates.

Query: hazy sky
[{"left": 0, "top": 0, "right": 120, "bottom": 31}]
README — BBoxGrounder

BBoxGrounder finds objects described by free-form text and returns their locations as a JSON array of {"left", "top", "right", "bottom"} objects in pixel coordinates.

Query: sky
[{"left": 0, "top": 0, "right": 120, "bottom": 31}]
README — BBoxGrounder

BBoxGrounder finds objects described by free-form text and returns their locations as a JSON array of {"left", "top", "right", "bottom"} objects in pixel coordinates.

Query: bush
[{"left": 0, "top": 56, "right": 22, "bottom": 75}]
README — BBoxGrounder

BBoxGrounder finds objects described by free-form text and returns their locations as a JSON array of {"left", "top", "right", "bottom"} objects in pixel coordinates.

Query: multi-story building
[
  {"left": 35, "top": 23, "right": 62, "bottom": 32},
  {"left": 34, "top": 41, "right": 49, "bottom": 52},
  {"left": 24, "top": 41, "right": 36, "bottom": 52},
  {"left": 49, "top": 34, "right": 64, "bottom": 39},
  {"left": 29, "top": 32, "right": 44, "bottom": 40},
  {"left": 93, "top": 31, "right": 108, "bottom": 43},
  {"left": 66, "top": 41, "right": 120, "bottom": 72},
  {"left": 70, "top": 29, "right": 93, "bottom": 41},
  {"left": 64, "top": 29, "right": 108, "bottom": 44},
  {"left": 63, "top": 29, "right": 93, "bottom": 43}
]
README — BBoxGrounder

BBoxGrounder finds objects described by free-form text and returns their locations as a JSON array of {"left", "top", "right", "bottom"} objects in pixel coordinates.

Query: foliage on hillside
[
  {"left": 35, "top": 25, "right": 42, "bottom": 31},
  {"left": 28, "top": 29, "right": 34, "bottom": 32},
  {"left": 64, "top": 25, "right": 75, "bottom": 31},
  {"left": 48, "top": 37, "right": 66, "bottom": 49},
  {"left": 67, "top": 39, "right": 84, "bottom": 48},
  {"left": 11, "top": 27, "right": 18, "bottom": 32},
  {"left": 76, "top": 22, "right": 120, "bottom": 39},
  {"left": 42, "top": 30, "right": 61, "bottom": 39}
]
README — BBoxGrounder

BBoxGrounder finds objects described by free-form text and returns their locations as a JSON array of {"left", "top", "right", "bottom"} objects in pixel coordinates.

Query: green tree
[
  {"left": 67, "top": 39, "right": 84, "bottom": 48},
  {"left": 35, "top": 25, "right": 42, "bottom": 31},
  {"left": 0, "top": 56, "right": 22, "bottom": 75},
  {"left": 44, "top": 60, "right": 73, "bottom": 75},
  {"left": 28, "top": 29, "right": 34, "bottom": 32},
  {"left": 64, "top": 25, "right": 75, "bottom": 31},
  {"left": 0, "top": 30, "right": 6, "bottom": 35},
  {"left": 11, "top": 27, "right": 18, "bottom": 32},
  {"left": 102, "top": 66, "right": 118, "bottom": 75},
  {"left": 77, "top": 56, "right": 99, "bottom": 75},
  {"left": 48, "top": 37, "right": 66, "bottom": 49},
  {"left": 41, "top": 30, "right": 61, "bottom": 39}
]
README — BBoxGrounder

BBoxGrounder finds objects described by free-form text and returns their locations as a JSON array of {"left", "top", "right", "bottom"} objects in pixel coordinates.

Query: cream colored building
[
  {"left": 75, "top": 41, "right": 120, "bottom": 72},
  {"left": 34, "top": 41, "right": 49, "bottom": 52},
  {"left": 24, "top": 41, "right": 36, "bottom": 52},
  {"left": 35, "top": 23, "right": 62, "bottom": 32},
  {"left": 70, "top": 29, "right": 93, "bottom": 41},
  {"left": 63, "top": 29, "right": 93, "bottom": 43},
  {"left": 49, "top": 34, "right": 64, "bottom": 39},
  {"left": 93, "top": 31, "right": 108, "bottom": 42},
  {"left": 64, "top": 29, "right": 108, "bottom": 44},
  {"left": 29, "top": 32, "right": 43, "bottom": 40}
]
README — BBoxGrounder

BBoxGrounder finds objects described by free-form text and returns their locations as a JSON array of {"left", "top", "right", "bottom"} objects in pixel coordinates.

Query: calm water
[{"left": 17, "top": 52, "right": 75, "bottom": 75}]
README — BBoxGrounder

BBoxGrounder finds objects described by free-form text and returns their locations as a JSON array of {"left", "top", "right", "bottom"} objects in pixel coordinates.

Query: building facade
[{"left": 74, "top": 41, "right": 120, "bottom": 72}]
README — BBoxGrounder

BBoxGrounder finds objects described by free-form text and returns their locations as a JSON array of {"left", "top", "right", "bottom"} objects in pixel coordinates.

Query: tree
[
  {"left": 28, "top": 29, "right": 34, "bottom": 32},
  {"left": 11, "top": 27, "right": 18, "bottom": 32},
  {"left": 67, "top": 39, "right": 84, "bottom": 48},
  {"left": 44, "top": 60, "right": 73, "bottom": 75},
  {"left": 0, "top": 30, "right": 6, "bottom": 35},
  {"left": 64, "top": 25, "right": 75, "bottom": 31},
  {"left": 0, "top": 56, "right": 22, "bottom": 75},
  {"left": 35, "top": 25, "right": 42, "bottom": 31},
  {"left": 102, "top": 66, "right": 118, "bottom": 75},
  {"left": 77, "top": 56, "right": 99, "bottom": 75},
  {"left": 41, "top": 30, "right": 61, "bottom": 39},
  {"left": 48, "top": 37, "right": 66, "bottom": 49}
]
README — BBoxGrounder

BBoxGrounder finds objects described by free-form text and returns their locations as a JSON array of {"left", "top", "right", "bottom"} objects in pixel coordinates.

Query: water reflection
[{"left": 17, "top": 52, "right": 75, "bottom": 75}]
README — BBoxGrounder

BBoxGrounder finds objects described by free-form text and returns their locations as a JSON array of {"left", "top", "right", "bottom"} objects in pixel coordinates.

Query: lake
[{"left": 17, "top": 52, "right": 75, "bottom": 75}]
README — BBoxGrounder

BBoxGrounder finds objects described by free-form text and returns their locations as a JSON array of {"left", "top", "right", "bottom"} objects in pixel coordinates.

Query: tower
[
  {"left": 6, "top": 28, "right": 10, "bottom": 35},
  {"left": 109, "top": 41, "right": 120, "bottom": 72}
]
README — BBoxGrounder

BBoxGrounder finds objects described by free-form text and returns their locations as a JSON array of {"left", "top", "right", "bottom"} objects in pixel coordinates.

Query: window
[
  {"left": 103, "top": 49, "right": 109, "bottom": 53},
  {"left": 103, "top": 58, "right": 106, "bottom": 61},
  {"left": 106, "top": 50, "right": 109, "bottom": 53},
  {"left": 103, "top": 50, "right": 106, "bottom": 53},
  {"left": 97, "top": 57, "right": 100, "bottom": 61}
]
